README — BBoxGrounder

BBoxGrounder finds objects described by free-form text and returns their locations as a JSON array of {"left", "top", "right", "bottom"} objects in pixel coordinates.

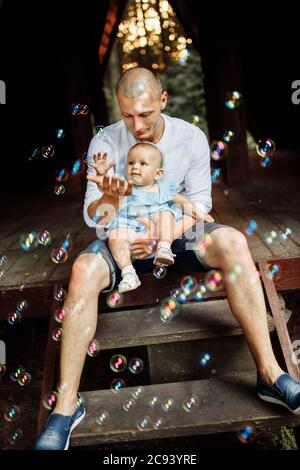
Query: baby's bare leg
[
  {"left": 153, "top": 212, "right": 195, "bottom": 243},
  {"left": 108, "top": 228, "right": 137, "bottom": 270},
  {"left": 152, "top": 210, "right": 175, "bottom": 243}
]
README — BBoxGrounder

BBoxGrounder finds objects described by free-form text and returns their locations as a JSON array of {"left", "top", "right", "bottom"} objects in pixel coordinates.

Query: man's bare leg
[
  {"left": 200, "top": 227, "right": 284, "bottom": 386},
  {"left": 54, "top": 254, "right": 110, "bottom": 415}
]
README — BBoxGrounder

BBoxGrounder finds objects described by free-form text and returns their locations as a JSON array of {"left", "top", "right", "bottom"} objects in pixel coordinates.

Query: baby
[{"left": 90, "top": 142, "right": 214, "bottom": 293}]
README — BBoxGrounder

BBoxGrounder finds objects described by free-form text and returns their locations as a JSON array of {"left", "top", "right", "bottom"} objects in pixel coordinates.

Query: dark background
[{"left": 0, "top": 0, "right": 299, "bottom": 201}]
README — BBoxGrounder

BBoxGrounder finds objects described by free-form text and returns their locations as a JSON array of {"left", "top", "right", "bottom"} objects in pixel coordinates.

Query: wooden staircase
[{"left": 36, "top": 260, "right": 300, "bottom": 448}]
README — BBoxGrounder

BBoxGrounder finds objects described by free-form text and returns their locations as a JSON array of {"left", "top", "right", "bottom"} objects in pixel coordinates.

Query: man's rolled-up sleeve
[{"left": 183, "top": 127, "right": 212, "bottom": 214}]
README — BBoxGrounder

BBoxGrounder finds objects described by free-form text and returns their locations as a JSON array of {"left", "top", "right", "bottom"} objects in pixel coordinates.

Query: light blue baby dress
[{"left": 106, "top": 179, "right": 183, "bottom": 234}]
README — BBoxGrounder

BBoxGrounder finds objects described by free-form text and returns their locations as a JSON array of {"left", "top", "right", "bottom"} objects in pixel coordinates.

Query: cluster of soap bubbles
[
  {"left": 54, "top": 158, "right": 84, "bottom": 196},
  {"left": 109, "top": 354, "right": 144, "bottom": 375},
  {"left": 19, "top": 230, "right": 52, "bottom": 252},
  {"left": 10, "top": 365, "right": 31, "bottom": 387},
  {"left": 168, "top": 277, "right": 207, "bottom": 308},
  {"left": 245, "top": 220, "right": 258, "bottom": 236},
  {"left": 7, "top": 299, "right": 28, "bottom": 325},
  {"left": 28, "top": 144, "right": 55, "bottom": 162},
  {"left": 51, "top": 233, "right": 73, "bottom": 264},
  {"left": 71, "top": 103, "right": 89, "bottom": 115},
  {"left": 256, "top": 138, "right": 276, "bottom": 168},
  {"left": 123, "top": 387, "right": 144, "bottom": 411}
]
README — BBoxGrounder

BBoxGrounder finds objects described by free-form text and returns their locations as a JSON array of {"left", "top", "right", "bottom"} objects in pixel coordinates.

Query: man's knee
[
  {"left": 71, "top": 253, "right": 110, "bottom": 292},
  {"left": 212, "top": 227, "right": 249, "bottom": 259}
]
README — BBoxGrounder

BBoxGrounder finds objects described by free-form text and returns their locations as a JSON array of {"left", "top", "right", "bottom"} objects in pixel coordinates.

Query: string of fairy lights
[{"left": 117, "top": 0, "right": 192, "bottom": 70}]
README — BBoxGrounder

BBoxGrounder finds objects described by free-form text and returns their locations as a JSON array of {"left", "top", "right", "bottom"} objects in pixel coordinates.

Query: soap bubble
[
  {"left": 256, "top": 138, "right": 276, "bottom": 158},
  {"left": 160, "top": 297, "right": 180, "bottom": 322},
  {"left": 19, "top": 231, "right": 39, "bottom": 251},
  {"left": 225, "top": 90, "right": 243, "bottom": 109},
  {"left": 54, "top": 185, "right": 65, "bottom": 195},
  {"left": 55, "top": 168, "right": 69, "bottom": 183},
  {"left": 43, "top": 391, "right": 58, "bottom": 410},
  {"left": 87, "top": 339, "right": 100, "bottom": 357},
  {"left": 110, "top": 354, "right": 127, "bottom": 373},
  {"left": 4, "top": 405, "right": 20, "bottom": 422},
  {"left": 182, "top": 394, "right": 200, "bottom": 412},
  {"left": 96, "top": 411, "right": 109, "bottom": 425},
  {"left": 7, "top": 428, "right": 23, "bottom": 446},
  {"left": 153, "top": 265, "right": 167, "bottom": 279},
  {"left": 223, "top": 130, "right": 235, "bottom": 142},
  {"left": 210, "top": 140, "right": 228, "bottom": 161},
  {"left": 128, "top": 358, "right": 144, "bottom": 375},
  {"left": 41, "top": 145, "right": 55, "bottom": 159},
  {"left": 205, "top": 270, "right": 224, "bottom": 291},
  {"left": 18, "top": 371, "right": 31, "bottom": 387},
  {"left": 37, "top": 230, "right": 52, "bottom": 246}
]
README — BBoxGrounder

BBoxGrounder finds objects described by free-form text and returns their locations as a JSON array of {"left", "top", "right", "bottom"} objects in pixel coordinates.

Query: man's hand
[
  {"left": 87, "top": 173, "right": 133, "bottom": 197},
  {"left": 129, "top": 217, "right": 158, "bottom": 260},
  {"left": 88, "top": 152, "right": 116, "bottom": 175}
]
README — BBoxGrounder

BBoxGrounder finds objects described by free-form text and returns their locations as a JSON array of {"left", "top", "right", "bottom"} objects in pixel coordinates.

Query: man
[{"left": 35, "top": 67, "right": 300, "bottom": 450}]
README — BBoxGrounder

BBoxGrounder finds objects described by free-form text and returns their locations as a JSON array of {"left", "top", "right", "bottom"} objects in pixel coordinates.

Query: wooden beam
[{"left": 259, "top": 260, "right": 300, "bottom": 381}]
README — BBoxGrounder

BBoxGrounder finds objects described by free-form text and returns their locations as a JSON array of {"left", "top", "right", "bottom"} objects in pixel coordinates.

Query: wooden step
[
  {"left": 94, "top": 299, "right": 275, "bottom": 350},
  {"left": 71, "top": 371, "right": 300, "bottom": 447}
]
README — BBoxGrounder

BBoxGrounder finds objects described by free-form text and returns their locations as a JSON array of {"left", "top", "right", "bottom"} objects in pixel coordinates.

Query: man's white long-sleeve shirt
[{"left": 83, "top": 114, "right": 212, "bottom": 229}]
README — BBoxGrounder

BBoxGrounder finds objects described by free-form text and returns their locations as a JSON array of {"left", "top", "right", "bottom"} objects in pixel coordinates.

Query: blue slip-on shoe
[
  {"left": 257, "top": 372, "right": 300, "bottom": 415},
  {"left": 34, "top": 400, "right": 86, "bottom": 450}
]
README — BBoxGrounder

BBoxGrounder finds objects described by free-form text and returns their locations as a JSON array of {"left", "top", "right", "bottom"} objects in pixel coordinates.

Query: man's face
[{"left": 117, "top": 89, "right": 167, "bottom": 143}]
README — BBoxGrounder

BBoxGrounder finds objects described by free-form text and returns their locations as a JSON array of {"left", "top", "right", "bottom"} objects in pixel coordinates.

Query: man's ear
[
  {"left": 160, "top": 91, "right": 168, "bottom": 110},
  {"left": 154, "top": 168, "right": 164, "bottom": 180}
]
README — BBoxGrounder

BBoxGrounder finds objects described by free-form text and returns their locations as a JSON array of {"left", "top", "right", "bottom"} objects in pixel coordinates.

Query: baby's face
[{"left": 126, "top": 147, "right": 162, "bottom": 186}]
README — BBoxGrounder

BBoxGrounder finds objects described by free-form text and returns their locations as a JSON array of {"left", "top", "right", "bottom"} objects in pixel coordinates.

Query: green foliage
[
  {"left": 271, "top": 426, "right": 298, "bottom": 450},
  {"left": 158, "top": 50, "right": 208, "bottom": 136}
]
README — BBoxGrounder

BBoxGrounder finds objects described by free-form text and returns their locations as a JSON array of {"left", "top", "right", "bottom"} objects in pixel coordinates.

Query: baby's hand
[{"left": 88, "top": 152, "right": 116, "bottom": 176}]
